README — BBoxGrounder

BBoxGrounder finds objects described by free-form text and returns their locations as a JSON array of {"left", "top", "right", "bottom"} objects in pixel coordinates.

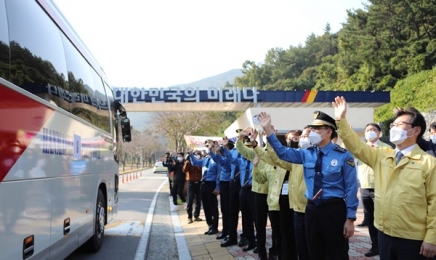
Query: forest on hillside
[
  {"left": 235, "top": 0, "right": 436, "bottom": 91},
  {"left": 233, "top": 0, "right": 436, "bottom": 125}
]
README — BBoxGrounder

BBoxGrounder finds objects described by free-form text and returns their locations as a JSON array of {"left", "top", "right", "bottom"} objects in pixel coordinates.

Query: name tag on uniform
[{"left": 282, "top": 181, "right": 289, "bottom": 195}]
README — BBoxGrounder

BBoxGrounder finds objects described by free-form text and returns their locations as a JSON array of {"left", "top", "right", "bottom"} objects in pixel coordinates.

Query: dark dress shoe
[
  {"left": 216, "top": 233, "right": 228, "bottom": 239},
  {"left": 257, "top": 255, "right": 267, "bottom": 260},
  {"left": 204, "top": 229, "right": 211, "bottom": 235},
  {"left": 253, "top": 247, "right": 258, "bottom": 253},
  {"left": 188, "top": 218, "right": 193, "bottom": 224},
  {"left": 364, "top": 248, "right": 379, "bottom": 257},
  {"left": 357, "top": 221, "right": 368, "bottom": 227},
  {"left": 221, "top": 239, "right": 238, "bottom": 247},
  {"left": 208, "top": 229, "right": 218, "bottom": 235},
  {"left": 238, "top": 237, "right": 248, "bottom": 247},
  {"left": 223, "top": 235, "right": 229, "bottom": 242},
  {"left": 194, "top": 217, "right": 203, "bottom": 221},
  {"left": 243, "top": 243, "right": 256, "bottom": 252}
]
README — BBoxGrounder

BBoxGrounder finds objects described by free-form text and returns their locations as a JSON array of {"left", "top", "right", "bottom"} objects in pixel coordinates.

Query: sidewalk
[{"left": 174, "top": 193, "right": 380, "bottom": 260}]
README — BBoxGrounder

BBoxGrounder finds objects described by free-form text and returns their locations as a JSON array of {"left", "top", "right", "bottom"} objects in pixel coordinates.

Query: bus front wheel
[{"left": 84, "top": 189, "right": 105, "bottom": 252}]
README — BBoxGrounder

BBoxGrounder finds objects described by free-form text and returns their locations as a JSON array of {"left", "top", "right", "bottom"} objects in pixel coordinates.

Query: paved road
[{"left": 66, "top": 169, "right": 174, "bottom": 260}]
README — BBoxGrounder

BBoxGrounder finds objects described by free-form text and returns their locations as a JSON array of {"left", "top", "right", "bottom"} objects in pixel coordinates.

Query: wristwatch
[{"left": 347, "top": 218, "right": 356, "bottom": 222}]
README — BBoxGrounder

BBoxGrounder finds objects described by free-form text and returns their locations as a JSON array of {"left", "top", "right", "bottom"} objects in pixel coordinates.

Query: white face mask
[
  {"left": 389, "top": 127, "right": 412, "bottom": 145},
  {"left": 205, "top": 148, "right": 210, "bottom": 154},
  {"left": 262, "top": 136, "right": 267, "bottom": 144},
  {"left": 431, "top": 135, "right": 436, "bottom": 144},
  {"left": 308, "top": 131, "right": 323, "bottom": 146},
  {"left": 194, "top": 154, "right": 200, "bottom": 159},
  {"left": 177, "top": 157, "right": 183, "bottom": 162},
  {"left": 365, "top": 131, "right": 378, "bottom": 141},
  {"left": 299, "top": 137, "right": 311, "bottom": 149}
]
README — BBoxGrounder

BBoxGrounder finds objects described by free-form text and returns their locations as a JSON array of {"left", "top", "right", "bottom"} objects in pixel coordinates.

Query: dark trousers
[
  {"left": 172, "top": 181, "right": 186, "bottom": 205},
  {"left": 219, "top": 181, "right": 230, "bottom": 235},
  {"left": 168, "top": 171, "right": 173, "bottom": 193},
  {"left": 269, "top": 210, "right": 281, "bottom": 259},
  {"left": 201, "top": 181, "right": 219, "bottom": 230},
  {"left": 378, "top": 231, "right": 433, "bottom": 260},
  {"left": 361, "top": 188, "right": 378, "bottom": 249},
  {"left": 255, "top": 193, "right": 269, "bottom": 256},
  {"left": 228, "top": 180, "right": 241, "bottom": 241},
  {"left": 239, "top": 187, "right": 256, "bottom": 244},
  {"left": 279, "top": 195, "right": 298, "bottom": 260},
  {"left": 294, "top": 211, "right": 310, "bottom": 260},
  {"left": 187, "top": 181, "right": 202, "bottom": 218},
  {"left": 305, "top": 200, "right": 349, "bottom": 260}
]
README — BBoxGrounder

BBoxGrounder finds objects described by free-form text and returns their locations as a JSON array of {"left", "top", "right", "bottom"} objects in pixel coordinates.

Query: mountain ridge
[{"left": 127, "top": 68, "right": 243, "bottom": 131}]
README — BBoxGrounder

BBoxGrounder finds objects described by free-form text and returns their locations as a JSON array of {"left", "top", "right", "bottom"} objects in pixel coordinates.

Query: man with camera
[
  {"left": 162, "top": 152, "right": 174, "bottom": 196},
  {"left": 167, "top": 152, "right": 187, "bottom": 211}
]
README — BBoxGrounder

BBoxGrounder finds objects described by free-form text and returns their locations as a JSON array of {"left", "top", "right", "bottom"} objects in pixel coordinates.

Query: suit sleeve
[
  {"left": 252, "top": 164, "right": 267, "bottom": 184},
  {"left": 336, "top": 118, "right": 385, "bottom": 169},
  {"left": 342, "top": 153, "right": 359, "bottom": 219},
  {"left": 266, "top": 134, "right": 304, "bottom": 164},
  {"left": 236, "top": 139, "right": 256, "bottom": 161}
]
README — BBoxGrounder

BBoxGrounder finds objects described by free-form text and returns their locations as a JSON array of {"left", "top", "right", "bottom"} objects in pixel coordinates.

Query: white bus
[{"left": 0, "top": 0, "right": 132, "bottom": 259}]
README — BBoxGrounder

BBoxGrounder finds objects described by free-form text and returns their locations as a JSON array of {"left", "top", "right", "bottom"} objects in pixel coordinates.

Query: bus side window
[
  {"left": 62, "top": 34, "right": 98, "bottom": 125},
  {"left": 90, "top": 69, "right": 110, "bottom": 132},
  {"left": 6, "top": 0, "right": 69, "bottom": 110}
]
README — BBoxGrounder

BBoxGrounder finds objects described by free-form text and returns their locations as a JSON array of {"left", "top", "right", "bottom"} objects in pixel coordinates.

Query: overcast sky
[{"left": 54, "top": 0, "right": 368, "bottom": 89}]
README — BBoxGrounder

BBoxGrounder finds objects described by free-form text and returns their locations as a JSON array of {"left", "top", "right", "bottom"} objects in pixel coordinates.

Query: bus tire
[{"left": 84, "top": 189, "right": 105, "bottom": 252}]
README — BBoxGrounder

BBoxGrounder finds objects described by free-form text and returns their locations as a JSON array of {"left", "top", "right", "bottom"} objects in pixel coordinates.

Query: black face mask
[{"left": 287, "top": 140, "right": 299, "bottom": 148}]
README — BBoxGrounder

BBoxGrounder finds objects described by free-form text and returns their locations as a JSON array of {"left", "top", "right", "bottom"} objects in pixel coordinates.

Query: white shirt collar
[{"left": 395, "top": 144, "right": 416, "bottom": 156}]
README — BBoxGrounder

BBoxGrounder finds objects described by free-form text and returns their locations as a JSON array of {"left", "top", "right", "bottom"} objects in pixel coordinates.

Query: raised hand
[
  {"left": 270, "top": 124, "right": 277, "bottom": 134},
  {"left": 332, "top": 96, "right": 347, "bottom": 120},
  {"left": 251, "top": 128, "right": 259, "bottom": 141},
  {"left": 222, "top": 136, "right": 229, "bottom": 147},
  {"left": 240, "top": 127, "right": 253, "bottom": 137},
  {"left": 258, "top": 112, "right": 273, "bottom": 136}
]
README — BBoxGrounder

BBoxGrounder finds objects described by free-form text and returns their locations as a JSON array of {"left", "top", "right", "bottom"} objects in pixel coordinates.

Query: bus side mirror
[{"left": 121, "top": 117, "right": 131, "bottom": 142}]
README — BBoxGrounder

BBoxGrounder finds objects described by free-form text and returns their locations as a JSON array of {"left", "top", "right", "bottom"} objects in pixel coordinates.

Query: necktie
[
  {"left": 395, "top": 152, "right": 404, "bottom": 165},
  {"left": 201, "top": 157, "right": 211, "bottom": 181},
  {"left": 312, "top": 148, "right": 323, "bottom": 205},
  {"left": 243, "top": 160, "right": 251, "bottom": 187}
]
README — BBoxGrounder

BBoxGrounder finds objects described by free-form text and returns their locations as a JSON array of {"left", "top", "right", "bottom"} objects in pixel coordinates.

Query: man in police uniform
[
  {"left": 258, "top": 110, "right": 359, "bottom": 260},
  {"left": 334, "top": 96, "right": 436, "bottom": 259},
  {"left": 190, "top": 140, "right": 221, "bottom": 235}
]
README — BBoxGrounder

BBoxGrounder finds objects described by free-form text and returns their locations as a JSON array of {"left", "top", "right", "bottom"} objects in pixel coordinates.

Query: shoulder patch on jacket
[
  {"left": 333, "top": 145, "right": 347, "bottom": 153},
  {"left": 346, "top": 158, "right": 355, "bottom": 167}
]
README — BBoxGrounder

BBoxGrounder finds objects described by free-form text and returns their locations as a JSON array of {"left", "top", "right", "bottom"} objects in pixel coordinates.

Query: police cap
[{"left": 308, "top": 111, "right": 337, "bottom": 130}]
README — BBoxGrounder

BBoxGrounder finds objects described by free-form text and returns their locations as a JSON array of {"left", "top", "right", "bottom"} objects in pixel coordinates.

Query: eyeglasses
[{"left": 390, "top": 121, "right": 413, "bottom": 128}]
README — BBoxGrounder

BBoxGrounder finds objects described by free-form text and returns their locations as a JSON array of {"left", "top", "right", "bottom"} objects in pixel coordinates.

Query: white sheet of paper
[{"left": 281, "top": 181, "right": 289, "bottom": 195}]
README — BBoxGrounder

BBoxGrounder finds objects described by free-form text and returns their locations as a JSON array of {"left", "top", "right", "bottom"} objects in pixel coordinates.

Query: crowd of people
[{"left": 163, "top": 96, "right": 436, "bottom": 260}]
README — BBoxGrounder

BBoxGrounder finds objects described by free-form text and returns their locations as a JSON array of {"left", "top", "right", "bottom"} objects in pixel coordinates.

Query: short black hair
[
  {"left": 394, "top": 107, "right": 426, "bottom": 140},
  {"left": 331, "top": 130, "right": 338, "bottom": 140},
  {"left": 285, "top": 130, "right": 302, "bottom": 139},
  {"left": 429, "top": 122, "right": 436, "bottom": 132},
  {"left": 365, "top": 123, "right": 381, "bottom": 132}
]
